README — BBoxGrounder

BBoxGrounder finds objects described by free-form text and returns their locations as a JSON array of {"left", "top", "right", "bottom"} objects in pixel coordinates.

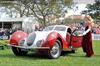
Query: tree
[
  {"left": 0, "top": 0, "right": 16, "bottom": 17},
  {"left": 0, "top": 0, "right": 31, "bottom": 17},
  {"left": 81, "top": 0, "right": 100, "bottom": 20},
  {"left": 14, "top": 0, "right": 72, "bottom": 26},
  {"left": 0, "top": 0, "right": 72, "bottom": 26}
]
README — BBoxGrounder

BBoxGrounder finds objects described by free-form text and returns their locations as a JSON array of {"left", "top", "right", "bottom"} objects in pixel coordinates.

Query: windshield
[
  {"left": 43, "top": 26, "right": 54, "bottom": 31},
  {"left": 43, "top": 25, "right": 66, "bottom": 31},
  {"left": 54, "top": 26, "right": 66, "bottom": 31}
]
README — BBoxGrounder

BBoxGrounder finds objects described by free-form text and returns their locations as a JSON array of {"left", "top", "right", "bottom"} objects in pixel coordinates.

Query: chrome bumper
[{"left": 8, "top": 44, "right": 50, "bottom": 49}]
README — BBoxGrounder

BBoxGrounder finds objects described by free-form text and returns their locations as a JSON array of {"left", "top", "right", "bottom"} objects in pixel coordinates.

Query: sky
[
  {"left": 66, "top": 0, "right": 95, "bottom": 16},
  {"left": 66, "top": 4, "right": 87, "bottom": 16}
]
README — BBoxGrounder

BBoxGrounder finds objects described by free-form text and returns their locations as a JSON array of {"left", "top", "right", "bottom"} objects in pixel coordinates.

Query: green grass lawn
[
  {"left": 0, "top": 40, "right": 100, "bottom": 66},
  {"left": 0, "top": 40, "right": 9, "bottom": 45}
]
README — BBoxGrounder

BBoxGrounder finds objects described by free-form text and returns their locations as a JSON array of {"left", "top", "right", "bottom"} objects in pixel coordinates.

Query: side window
[
  {"left": 54, "top": 26, "right": 66, "bottom": 31},
  {"left": 67, "top": 28, "right": 72, "bottom": 34},
  {"left": 66, "top": 28, "right": 72, "bottom": 45}
]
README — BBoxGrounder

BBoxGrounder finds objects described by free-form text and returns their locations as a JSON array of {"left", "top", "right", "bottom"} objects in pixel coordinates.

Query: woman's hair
[
  {"left": 84, "top": 15, "right": 93, "bottom": 22},
  {"left": 84, "top": 15, "right": 94, "bottom": 27}
]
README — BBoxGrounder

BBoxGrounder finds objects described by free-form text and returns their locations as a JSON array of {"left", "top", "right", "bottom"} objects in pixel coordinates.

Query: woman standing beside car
[{"left": 81, "top": 15, "right": 94, "bottom": 57}]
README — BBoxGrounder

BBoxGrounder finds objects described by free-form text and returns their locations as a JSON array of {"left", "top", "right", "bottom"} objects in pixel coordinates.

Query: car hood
[
  {"left": 34, "top": 31, "right": 51, "bottom": 40},
  {"left": 24, "top": 30, "right": 66, "bottom": 47},
  {"left": 25, "top": 31, "right": 52, "bottom": 47},
  {"left": 34, "top": 31, "right": 66, "bottom": 41}
]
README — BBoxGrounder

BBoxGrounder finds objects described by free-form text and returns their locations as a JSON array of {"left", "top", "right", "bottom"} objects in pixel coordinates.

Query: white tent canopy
[
  {"left": 0, "top": 17, "right": 39, "bottom": 33},
  {"left": 0, "top": 17, "right": 23, "bottom": 22},
  {"left": 0, "top": 17, "right": 39, "bottom": 32},
  {"left": 0, "top": 17, "right": 24, "bottom": 29}
]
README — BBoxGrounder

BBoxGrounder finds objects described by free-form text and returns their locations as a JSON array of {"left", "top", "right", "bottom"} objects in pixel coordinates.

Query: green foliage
[
  {"left": 81, "top": 0, "right": 100, "bottom": 20},
  {"left": 0, "top": 0, "right": 14, "bottom": 7},
  {"left": 0, "top": 40, "right": 9, "bottom": 45}
]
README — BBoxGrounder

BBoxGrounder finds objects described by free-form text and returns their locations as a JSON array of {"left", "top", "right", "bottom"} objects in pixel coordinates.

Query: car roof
[
  {"left": 48, "top": 25, "right": 68, "bottom": 27},
  {"left": 46, "top": 25, "right": 69, "bottom": 31}
]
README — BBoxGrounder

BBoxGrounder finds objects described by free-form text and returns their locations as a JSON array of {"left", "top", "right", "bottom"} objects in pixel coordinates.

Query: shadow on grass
[
  {"left": 25, "top": 52, "right": 51, "bottom": 60},
  {"left": 92, "top": 54, "right": 100, "bottom": 58},
  {"left": 0, "top": 50, "right": 84, "bottom": 60},
  {"left": 0, "top": 50, "right": 100, "bottom": 60},
  {"left": 0, "top": 51, "right": 52, "bottom": 60},
  {"left": 66, "top": 53, "right": 100, "bottom": 58}
]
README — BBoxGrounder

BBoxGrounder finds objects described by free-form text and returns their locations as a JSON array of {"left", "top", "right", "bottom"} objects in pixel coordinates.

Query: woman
[{"left": 82, "top": 15, "right": 94, "bottom": 57}]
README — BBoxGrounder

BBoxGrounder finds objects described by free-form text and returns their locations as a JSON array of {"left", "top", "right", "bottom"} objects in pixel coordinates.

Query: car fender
[
  {"left": 42, "top": 32, "right": 69, "bottom": 49},
  {"left": 10, "top": 30, "right": 28, "bottom": 45}
]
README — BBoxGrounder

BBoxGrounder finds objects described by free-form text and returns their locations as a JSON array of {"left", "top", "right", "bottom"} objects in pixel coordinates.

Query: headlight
[
  {"left": 27, "top": 41, "right": 33, "bottom": 46},
  {"left": 36, "top": 40, "right": 44, "bottom": 47},
  {"left": 19, "top": 39, "right": 25, "bottom": 46},
  {"left": 27, "top": 33, "right": 36, "bottom": 46}
]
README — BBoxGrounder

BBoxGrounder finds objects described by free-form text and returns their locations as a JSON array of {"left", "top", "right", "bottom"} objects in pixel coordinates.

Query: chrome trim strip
[{"left": 8, "top": 44, "right": 50, "bottom": 49}]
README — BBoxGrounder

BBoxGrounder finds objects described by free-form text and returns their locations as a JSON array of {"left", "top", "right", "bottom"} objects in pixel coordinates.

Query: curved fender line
[
  {"left": 42, "top": 32, "right": 69, "bottom": 49},
  {"left": 10, "top": 30, "right": 28, "bottom": 46}
]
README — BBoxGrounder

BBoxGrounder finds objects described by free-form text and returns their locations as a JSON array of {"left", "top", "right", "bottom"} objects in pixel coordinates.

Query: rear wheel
[
  {"left": 11, "top": 47, "right": 28, "bottom": 56},
  {"left": 47, "top": 40, "right": 62, "bottom": 59},
  {"left": 71, "top": 49, "right": 75, "bottom": 53}
]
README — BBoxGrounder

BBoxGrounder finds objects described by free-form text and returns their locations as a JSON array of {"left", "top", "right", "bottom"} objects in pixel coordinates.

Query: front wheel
[
  {"left": 11, "top": 47, "right": 28, "bottom": 56},
  {"left": 47, "top": 40, "right": 62, "bottom": 59}
]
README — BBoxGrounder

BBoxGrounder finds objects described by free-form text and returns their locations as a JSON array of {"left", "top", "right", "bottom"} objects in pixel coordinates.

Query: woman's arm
[{"left": 83, "top": 28, "right": 91, "bottom": 36}]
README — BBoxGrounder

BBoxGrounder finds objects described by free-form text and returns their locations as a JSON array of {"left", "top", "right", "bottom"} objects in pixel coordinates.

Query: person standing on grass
[{"left": 81, "top": 15, "right": 94, "bottom": 57}]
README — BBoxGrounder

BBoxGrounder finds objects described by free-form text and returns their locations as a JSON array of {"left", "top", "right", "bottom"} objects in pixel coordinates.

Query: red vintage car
[{"left": 9, "top": 25, "right": 83, "bottom": 59}]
